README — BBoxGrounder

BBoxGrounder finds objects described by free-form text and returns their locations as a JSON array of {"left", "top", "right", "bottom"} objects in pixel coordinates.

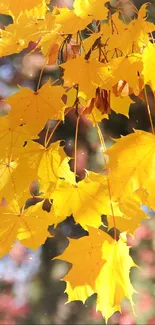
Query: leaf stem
[
  {"left": 45, "top": 107, "right": 72, "bottom": 147},
  {"left": 144, "top": 86, "right": 154, "bottom": 135},
  {"left": 36, "top": 58, "right": 47, "bottom": 92},
  {"left": 74, "top": 115, "right": 80, "bottom": 182},
  {"left": 92, "top": 113, "right": 117, "bottom": 241},
  {"left": 44, "top": 121, "right": 51, "bottom": 147}
]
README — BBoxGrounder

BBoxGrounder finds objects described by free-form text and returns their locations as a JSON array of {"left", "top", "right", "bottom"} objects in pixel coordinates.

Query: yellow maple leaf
[
  {"left": 35, "top": 17, "right": 63, "bottom": 58},
  {"left": 54, "top": 8, "right": 92, "bottom": 35},
  {"left": 0, "top": 155, "right": 36, "bottom": 204},
  {"left": 73, "top": 0, "right": 108, "bottom": 21},
  {"left": 54, "top": 227, "right": 112, "bottom": 303},
  {"left": 0, "top": 115, "right": 35, "bottom": 160},
  {"left": 0, "top": 13, "right": 47, "bottom": 58},
  {"left": 106, "top": 8, "right": 154, "bottom": 57},
  {"left": 61, "top": 57, "right": 103, "bottom": 99},
  {"left": 142, "top": 42, "right": 155, "bottom": 91},
  {"left": 96, "top": 237, "right": 136, "bottom": 322},
  {"left": 26, "top": 0, "right": 49, "bottom": 19},
  {"left": 106, "top": 130, "right": 155, "bottom": 201},
  {"left": 105, "top": 13, "right": 132, "bottom": 56},
  {"left": 110, "top": 93, "right": 134, "bottom": 117},
  {"left": 0, "top": 200, "right": 51, "bottom": 257},
  {"left": 87, "top": 106, "right": 108, "bottom": 124},
  {"left": 21, "top": 140, "right": 75, "bottom": 184},
  {"left": 50, "top": 172, "right": 122, "bottom": 230},
  {"left": 107, "top": 195, "right": 148, "bottom": 235},
  {"left": 83, "top": 32, "right": 101, "bottom": 54},
  {"left": 99, "top": 55, "right": 143, "bottom": 95},
  {"left": 6, "top": 80, "right": 65, "bottom": 136},
  {"left": 130, "top": 16, "right": 155, "bottom": 53},
  {"left": 55, "top": 230, "right": 136, "bottom": 322},
  {"left": 138, "top": 2, "right": 150, "bottom": 19},
  {"left": 0, "top": 0, "right": 49, "bottom": 19}
]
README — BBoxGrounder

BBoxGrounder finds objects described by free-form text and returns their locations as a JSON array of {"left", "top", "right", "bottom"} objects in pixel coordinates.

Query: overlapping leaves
[{"left": 0, "top": 0, "right": 155, "bottom": 322}]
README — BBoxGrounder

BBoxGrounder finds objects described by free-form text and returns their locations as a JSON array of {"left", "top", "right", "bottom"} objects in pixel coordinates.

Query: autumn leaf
[
  {"left": 99, "top": 55, "right": 143, "bottom": 95},
  {"left": 0, "top": 115, "right": 34, "bottom": 160},
  {"left": 54, "top": 8, "right": 92, "bottom": 34},
  {"left": 142, "top": 42, "right": 155, "bottom": 91},
  {"left": 0, "top": 0, "right": 49, "bottom": 18},
  {"left": 0, "top": 156, "right": 36, "bottom": 204},
  {"left": 106, "top": 8, "right": 154, "bottom": 57},
  {"left": 106, "top": 130, "right": 155, "bottom": 204},
  {"left": 0, "top": 1, "right": 154, "bottom": 321},
  {"left": 110, "top": 93, "right": 134, "bottom": 117},
  {"left": 55, "top": 230, "right": 136, "bottom": 322},
  {"left": 6, "top": 80, "right": 65, "bottom": 135},
  {"left": 96, "top": 237, "right": 136, "bottom": 322},
  {"left": 0, "top": 12, "right": 47, "bottom": 58},
  {"left": 36, "top": 22, "right": 63, "bottom": 59},
  {"left": 0, "top": 200, "right": 51, "bottom": 257},
  {"left": 20, "top": 140, "right": 75, "bottom": 185},
  {"left": 54, "top": 227, "right": 112, "bottom": 303},
  {"left": 61, "top": 57, "right": 103, "bottom": 99},
  {"left": 73, "top": 0, "right": 108, "bottom": 21},
  {"left": 46, "top": 43, "right": 60, "bottom": 65},
  {"left": 50, "top": 172, "right": 122, "bottom": 230},
  {"left": 107, "top": 195, "right": 148, "bottom": 235},
  {"left": 83, "top": 32, "right": 101, "bottom": 54}
]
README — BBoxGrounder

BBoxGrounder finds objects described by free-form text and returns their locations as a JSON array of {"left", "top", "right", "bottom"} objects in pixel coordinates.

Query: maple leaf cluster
[{"left": 0, "top": 0, "right": 155, "bottom": 321}]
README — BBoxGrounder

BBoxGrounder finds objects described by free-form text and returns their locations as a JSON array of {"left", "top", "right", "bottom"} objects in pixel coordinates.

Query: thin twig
[{"left": 92, "top": 113, "right": 117, "bottom": 240}]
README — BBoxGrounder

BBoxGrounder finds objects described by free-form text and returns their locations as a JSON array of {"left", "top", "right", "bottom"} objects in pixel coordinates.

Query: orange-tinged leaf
[
  {"left": 47, "top": 43, "right": 60, "bottom": 65},
  {"left": 0, "top": 200, "right": 51, "bottom": 257},
  {"left": 55, "top": 230, "right": 135, "bottom": 322},
  {"left": 0, "top": 13, "right": 48, "bottom": 57},
  {"left": 55, "top": 227, "right": 112, "bottom": 302},
  {"left": 36, "top": 25, "right": 63, "bottom": 58},
  {"left": 6, "top": 80, "right": 65, "bottom": 135},
  {"left": 138, "top": 3, "right": 150, "bottom": 19},
  {"left": 64, "top": 283, "right": 94, "bottom": 304}
]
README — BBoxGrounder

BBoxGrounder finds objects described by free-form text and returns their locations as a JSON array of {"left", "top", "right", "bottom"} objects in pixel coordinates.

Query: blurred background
[{"left": 0, "top": 0, "right": 155, "bottom": 324}]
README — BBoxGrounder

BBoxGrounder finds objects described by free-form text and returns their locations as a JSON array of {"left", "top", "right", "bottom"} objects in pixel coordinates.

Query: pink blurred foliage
[
  {"left": 148, "top": 317, "right": 155, "bottom": 325},
  {"left": 119, "top": 312, "right": 135, "bottom": 325},
  {"left": 90, "top": 306, "right": 102, "bottom": 321},
  {"left": 138, "top": 248, "right": 155, "bottom": 264},
  {"left": 9, "top": 242, "right": 27, "bottom": 264},
  {"left": 0, "top": 294, "right": 29, "bottom": 317},
  {"left": 139, "top": 265, "right": 155, "bottom": 279},
  {"left": 70, "top": 146, "right": 88, "bottom": 179},
  {"left": 136, "top": 291, "right": 154, "bottom": 313},
  {"left": 0, "top": 316, "right": 16, "bottom": 325},
  {"left": 52, "top": 0, "right": 73, "bottom": 8}
]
